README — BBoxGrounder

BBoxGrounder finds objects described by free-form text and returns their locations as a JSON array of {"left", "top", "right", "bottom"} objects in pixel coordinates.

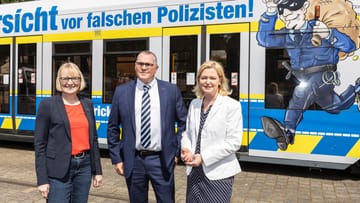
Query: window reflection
[
  {"left": 18, "top": 44, "right": 36, "bottom": 115},
  {"left": 103, "top": 39, "right": 147, "bottom": 103},
  {"left": 264, "top": 48, "right": 321, "bottom": 110},
  {"left": 0, "top": 45, "right": 10, "bottom": 113},
  {"left": 52, "top": 42, "right": 92, "bottom": 98},
  {"left": 210, "top": 33, "right": 240, "bottom": 100},
  {"left": 170, "top": 36, "right": 197, "bottom": 108}
]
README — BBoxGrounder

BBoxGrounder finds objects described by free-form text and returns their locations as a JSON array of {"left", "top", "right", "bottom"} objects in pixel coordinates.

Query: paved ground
[{"left": 0, "top": 143, "right": 360, "bottom": 202}]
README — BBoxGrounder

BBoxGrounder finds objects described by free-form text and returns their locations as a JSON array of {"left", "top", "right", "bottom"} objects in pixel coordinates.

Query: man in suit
[{"left": 107, "top": 50, "right": 187, "bottom": 203}]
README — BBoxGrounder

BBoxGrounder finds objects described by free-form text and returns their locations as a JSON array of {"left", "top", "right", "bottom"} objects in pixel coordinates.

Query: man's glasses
[
  {"left": 135, "top": 62, "right": 154, "bottom": 67},
  {"left": 60, "top": 77, "right": 81, "bottom": 82}
]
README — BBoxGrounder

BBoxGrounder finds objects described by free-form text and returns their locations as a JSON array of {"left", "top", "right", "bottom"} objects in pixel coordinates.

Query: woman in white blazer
[{"left": 181, "top": 60, "right": 243, "bottom": 203}]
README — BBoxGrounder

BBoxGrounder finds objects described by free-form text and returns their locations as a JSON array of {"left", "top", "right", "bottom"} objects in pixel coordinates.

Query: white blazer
[{"left": 181, "top": 95, "right": 243, "bottom": 180}]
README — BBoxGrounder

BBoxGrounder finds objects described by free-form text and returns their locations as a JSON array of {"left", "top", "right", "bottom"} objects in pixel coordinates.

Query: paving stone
[{"left": 0, "top": 145, "right": 359, "bottom": 203}]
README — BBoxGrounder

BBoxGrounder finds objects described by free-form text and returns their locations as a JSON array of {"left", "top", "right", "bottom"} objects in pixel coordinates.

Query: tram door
[
  {"left": 0, "top": 36, "right": 41, "bottom": 133},
  {"left": 0, "top": 44, "right": 10, "bottom": 110},
  {"left": 17, "top": 37, "right": 40, "bottom": 132},
  {"left": 162, "top": 26, "right": 200, "bottom": 108},
  {"left": 206, "top": 24, "right": 248, "bottom": 151}
]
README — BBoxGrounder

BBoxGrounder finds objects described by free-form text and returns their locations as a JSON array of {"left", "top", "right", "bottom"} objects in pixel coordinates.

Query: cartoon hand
[
  {"left": 313, "top": 21, "right": 329, "bottom": 39},
  {"left": 262, "top": 0, "right": 278, "bottom": 13},
  {"left": 312, "top": 21, "right": 329, "bottom": 46}
]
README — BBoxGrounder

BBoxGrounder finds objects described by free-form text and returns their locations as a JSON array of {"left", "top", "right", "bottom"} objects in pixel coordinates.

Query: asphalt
[{"left": 0, "top": 145, "right": 360, "bottom": 202}]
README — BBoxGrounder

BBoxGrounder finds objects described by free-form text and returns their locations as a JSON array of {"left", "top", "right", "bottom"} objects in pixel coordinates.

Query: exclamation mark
[{"left": 248, "top": 0, "right": 253, "bottom": 17}]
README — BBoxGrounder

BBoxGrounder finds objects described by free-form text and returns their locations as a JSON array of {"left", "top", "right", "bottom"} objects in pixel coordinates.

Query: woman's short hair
[
  {"left": 193, "top": 60, "right": 232, "bottom": 97},
  {"left": 55, "top": 62, "right": 86, "bottom": 92}
]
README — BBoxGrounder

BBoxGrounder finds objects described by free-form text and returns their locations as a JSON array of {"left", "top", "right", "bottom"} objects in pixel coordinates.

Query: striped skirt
[{"left": 186, "top": 166, "right": 234, "bottom": 203}]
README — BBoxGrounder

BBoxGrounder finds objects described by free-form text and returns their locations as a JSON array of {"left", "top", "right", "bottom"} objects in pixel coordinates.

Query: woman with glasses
[{"left": 34, "top": 62, "right": 103, "bottom": 202}]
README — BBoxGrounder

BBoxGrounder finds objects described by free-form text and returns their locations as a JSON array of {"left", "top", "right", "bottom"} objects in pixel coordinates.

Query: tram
[{"left": 0, "top": 0, "right": 360, "bottom": 171}]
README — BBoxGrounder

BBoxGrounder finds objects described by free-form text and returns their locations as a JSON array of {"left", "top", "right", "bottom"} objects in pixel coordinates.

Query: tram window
[
  {"left": 0, "top": 45, "right": 10, "bottom": 113},
  {"left": 210, "top": 33, "right": 240, "bottom": 100},
  {"left": 54, "top": 42, "right": 91, "bottom": 54},
  {"left": 170, "top": 36, "right": 197, "bottom": 108},
  {"left": 18, "top": 44, "right": 36, "bottom": 115},
  {"left": 103, "top": 39, "right": 147, "bottom": 103},
  {"left": 264, "top": 49, "right": 291, "bottom": 109},
  {"left": 53, "top": 42, "right": 92, "bottom": 98},
  {"left": 264, "top": 48, "right": 321, "bottom": 110}
]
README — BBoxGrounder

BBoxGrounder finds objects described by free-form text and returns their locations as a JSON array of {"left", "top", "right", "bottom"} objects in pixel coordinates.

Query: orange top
[{"left": 65, "top": 103, "right": 90, "bottom": 155}]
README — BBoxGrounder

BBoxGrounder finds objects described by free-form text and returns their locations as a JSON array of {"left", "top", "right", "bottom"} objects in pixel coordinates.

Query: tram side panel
[{"left": 244, "top": 22, "right": 360, "bottom": 170}]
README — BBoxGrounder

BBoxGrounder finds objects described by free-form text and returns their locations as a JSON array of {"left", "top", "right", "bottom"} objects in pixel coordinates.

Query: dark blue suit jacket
[
  {"left": 107, "top": 79, "right": 187, "bottom": 178},
  {"left": 34, "top": 94, "right": 102, "bottom": 186}
]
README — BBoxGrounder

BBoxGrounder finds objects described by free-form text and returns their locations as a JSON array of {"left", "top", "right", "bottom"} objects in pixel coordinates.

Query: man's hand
[{"left": 114, "top": 162, "right": 124, "bottom": 176}]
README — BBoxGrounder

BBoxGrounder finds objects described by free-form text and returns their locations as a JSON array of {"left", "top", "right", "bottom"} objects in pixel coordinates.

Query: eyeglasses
[
  {"left": 60, "top": 77, "right": 81, "bottom": 82},
  {"left": 135, "top": 62, "right": 154, "bottom": 67}
]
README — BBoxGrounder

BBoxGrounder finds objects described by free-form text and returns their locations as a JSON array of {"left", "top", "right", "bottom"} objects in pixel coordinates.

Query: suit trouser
[{"left": 126, "top": 154, "right": 175, "bottom": 203}]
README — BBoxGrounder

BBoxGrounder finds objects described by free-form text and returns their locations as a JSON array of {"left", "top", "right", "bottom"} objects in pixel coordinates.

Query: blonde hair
[
  {"left": 55, "top": 62, "right": 86, "bottom": 92},
  {"left": 193, "top": 60, "right": 232, "bottom": 97}
]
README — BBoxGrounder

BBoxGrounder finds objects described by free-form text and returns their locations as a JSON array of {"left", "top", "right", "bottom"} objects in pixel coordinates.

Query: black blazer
[{"left": 34, "top": 94, "right": 102, "bottom": 186}]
